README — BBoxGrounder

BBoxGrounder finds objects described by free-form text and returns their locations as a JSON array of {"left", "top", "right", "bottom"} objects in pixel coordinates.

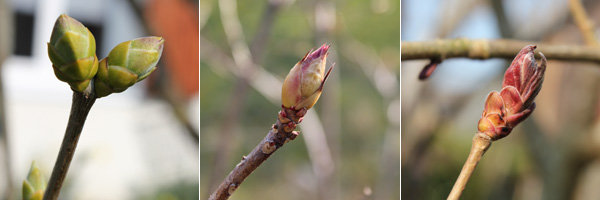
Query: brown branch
[
  {"left": 569, "top": 0, "right": 599, "bottom": 46},
  {"left": 447, "top": 133, "right": 492, "bottom": 200},
  {"left": 44, "top": 92, "right": 96, "bottom": 200},
  {"left": 401, "top": 39, "right": 600, "bottom": 63},
  {"left": 209, "top": 108, "right": 303, "bottom": 200},
  {"left": 490, "top": 0, "right": 513, "bottom": 38}
]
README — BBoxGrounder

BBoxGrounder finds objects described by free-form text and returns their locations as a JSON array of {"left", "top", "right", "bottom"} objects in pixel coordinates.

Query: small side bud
[
  {"left": 22, "top": 161, "right": 46, "bottom": 200},
  {"left": 283, "top": 122, "right": 296, "bottom": 132}
]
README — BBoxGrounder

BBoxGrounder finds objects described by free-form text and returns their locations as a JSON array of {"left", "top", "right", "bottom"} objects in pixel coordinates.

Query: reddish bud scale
[{"left": 478, "top": 45, "right": 546, "bottom": 140}]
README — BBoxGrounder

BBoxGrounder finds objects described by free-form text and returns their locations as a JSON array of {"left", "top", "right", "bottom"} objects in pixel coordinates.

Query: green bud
[
  {"left": 94, "top": 37, "right": 164, "bottom": 98},
  {"left": 22, "top": 161, "right": 46, "bottom": 200},
  {"left": 47, "top": 14, "right": 98, "bottom": 92}
]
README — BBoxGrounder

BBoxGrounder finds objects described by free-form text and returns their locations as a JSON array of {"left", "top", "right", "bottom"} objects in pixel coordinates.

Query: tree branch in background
[
  {"left": 402, "top": 39, "right": 600, "bottom": 63},
  {"left": 206, "top": 0, "right": 287, "bottom": 195},
  {"left": 313, "top": 0, "right": 340, "bottom": 199},
  {"left": 126, "top": 0, "right": 200, "bottom": 144},
  {"left": 569, "top": 0, "right": 599, "bottom": 46},
  {"left": 341, "top": 38, "right": 399, "bottom": 199}
]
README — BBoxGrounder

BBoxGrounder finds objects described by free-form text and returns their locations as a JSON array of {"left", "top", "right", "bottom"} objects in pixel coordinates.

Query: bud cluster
[
  {"left": 48, "top": 14, "right": 164, "bottom": 97},
  {"left": 477, "top": 45, "right": 546, "bottom": 140}
]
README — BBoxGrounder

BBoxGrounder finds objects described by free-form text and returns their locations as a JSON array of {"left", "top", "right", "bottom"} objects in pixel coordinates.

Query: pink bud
[
  {"left": 478, "top": 45, "right": 546, "bottom": 140},
  {"left": 281, "top": 44, "right": 334, "bottom": 110},
  {"left": 502, "top": 45, "right": 546, "bottom": 110}
]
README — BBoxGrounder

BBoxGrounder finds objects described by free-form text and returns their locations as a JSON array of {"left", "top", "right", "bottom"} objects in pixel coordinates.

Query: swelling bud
[
  {"left": 478, "top": 45, "right": 546, "bottom": 140},
  {"left": 47, "top": 14, "right": 98, "bottom": 93},
  {"left": 22, "top": 162, "right": 46, "bottom": 200},
  {"left": 281, "top": 44, "right": 334, "bottom": 110},
  {"left": 94, "top": 37, "right": 164, "bottom": 98}
]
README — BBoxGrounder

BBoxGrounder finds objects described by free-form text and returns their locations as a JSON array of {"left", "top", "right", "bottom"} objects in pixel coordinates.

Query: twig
[
  {"left": 437, "top": 0, "right": 481, "bottom": 38},
  {"left": 401, "top": 39, "right": 600, "bottom": 63},
  {"left": 447, "top": 133, "right": 492, "bottom": 200},
  {"left": 250, "top": 0, "right": 286, "bottom": 62},
  {"left": 43, "top": 92, "right": 96, "bottom": 200},
  {"left": 569, "top": 0, "right": 599, "bottom": 46},
  {"left": 208, "top": 108, "right": 303, "bottom": 200},
  {"left": 201, "top": 37, "right": 335, "bottom": 200},
  {"left": 489, "top": 0, "right": 513, "bottom": 38}
]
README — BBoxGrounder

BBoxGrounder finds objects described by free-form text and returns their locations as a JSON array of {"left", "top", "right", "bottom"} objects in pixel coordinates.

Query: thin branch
[
  {"left": 159, "top": 84, "right": 199, "bottom": 142},
  {"left": 402, "top": 39, "right": 600, "bottom": 63},
  {"left": 437, "top": 0, "right": 481, "bottom": 38},
  {"left": 313, "top": 1, "right": 339, "bottom": 199},
  {"left": 569, "top": 0, "right": 599, "bottom": 46},
  {"left": 249, "top": 0, "right": 286, "bottom": 62},
  {"left": 43, "top": 92, "right": 96, "bottom": 200},
  {"left": 489, "top": 0, "right": 513, "bottom": 38},
  {"left": 447, "top": 133, "right": 492, "bottom": 200},
  {"left": 202, "top": 4, "right": 335, "bottom": 194},
  {"left": 200, "top": 37, "right": 335, "bottom": 168},
  {"left": 208, "top": 108, "right": 303, "bottom": 200},
  {"left": 207, "top": 0, "right": 285, "bottom": 195},
  {"left": 200, "top": 36, "right": 281, "bottom": 103}
]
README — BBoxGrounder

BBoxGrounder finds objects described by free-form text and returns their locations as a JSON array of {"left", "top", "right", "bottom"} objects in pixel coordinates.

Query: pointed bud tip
[
  {"left": 523, "top": 45, "right": 536, "bottom": 52},
  {"left": 303, "top": 44, "right": 329, "bottom": 62}
]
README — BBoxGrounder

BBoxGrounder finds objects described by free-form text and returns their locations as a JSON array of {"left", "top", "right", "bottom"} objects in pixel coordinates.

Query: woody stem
[
  {"left": 447, "top": 133, "right": 492, "bottom": 200},
  {"left": 209, "top": 108, "right": 300, "bottom": 200},
  {"left": 44, "top": 92, "right": 96, "bottom": 200}
]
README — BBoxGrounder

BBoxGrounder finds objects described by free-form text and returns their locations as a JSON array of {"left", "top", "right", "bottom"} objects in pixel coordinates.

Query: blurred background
[
  {"left": 200, "top": 0, "right": 399, "bottom": 199},
  {"left": 0, "top": 0, "right": 199, "bottom": 199},
  {"left": 402, "top": 0, "right": 600, "bottom": 199}
]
